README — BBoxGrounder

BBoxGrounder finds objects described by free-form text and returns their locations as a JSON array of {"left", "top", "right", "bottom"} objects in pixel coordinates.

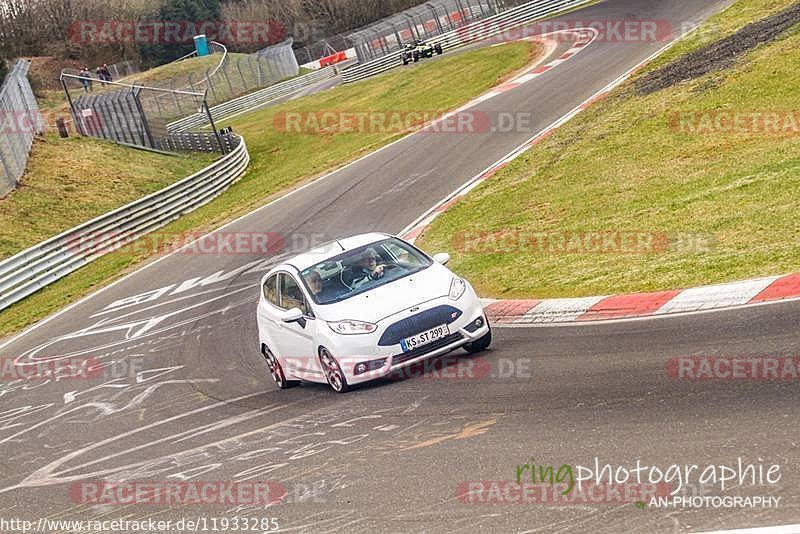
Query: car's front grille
[
  {"left": 391, "top": 333, "right": 464, "bottom": 365},
  {"left": 378, "top": 305, "right": 462, "bottom": 346}
]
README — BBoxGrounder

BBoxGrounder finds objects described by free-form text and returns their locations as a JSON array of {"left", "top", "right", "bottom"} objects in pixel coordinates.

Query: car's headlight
[
  {"left": 328, "top": 320, "right": 378, "bottom": 335},
  {"left": 449, "top": 277, "right": 467, "bottom": 300}
]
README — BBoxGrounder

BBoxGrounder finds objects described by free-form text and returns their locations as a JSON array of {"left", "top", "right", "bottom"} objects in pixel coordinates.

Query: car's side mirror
[
  {"left": 433, "top": 253, "right": 450, "bottom": 265},
  {"left": 280, "top": 308, "right": 304, "bottom": 324}
]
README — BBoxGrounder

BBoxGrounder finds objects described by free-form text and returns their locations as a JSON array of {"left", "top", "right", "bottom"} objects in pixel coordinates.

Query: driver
[{"left": 352, "top": 248, "right": 386, "bottom": 288}]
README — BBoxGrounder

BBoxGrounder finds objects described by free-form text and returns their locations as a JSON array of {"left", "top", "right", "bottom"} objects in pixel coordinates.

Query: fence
[
  {"left": 256, "top": 38, "right": 301, "bottom": 81},
  {"left": 342, "top": 0, "right": 592, "bottom": 83},
  {"left": 61, "top": 39, "right": 306, "bottom": 152},
  {"left": 167, "top": 65, "right": 341, "bottom": 133},
  {"left": 0, "top": 60, "right": 45, "bottom": 196},
  {"left": 347, "top": 0, "right": 505, "bottom": 62},
  {"left": 0, "top": 134, "right": 249, "bottom": 311}
]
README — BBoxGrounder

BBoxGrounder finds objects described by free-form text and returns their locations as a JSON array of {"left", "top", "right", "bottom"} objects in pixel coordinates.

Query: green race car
[{"left": 402, "top": 40, "right": 444, "bottom": 65}]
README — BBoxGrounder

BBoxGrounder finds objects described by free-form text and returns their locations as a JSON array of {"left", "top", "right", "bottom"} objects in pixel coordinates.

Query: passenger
[{"left": 305, "top": 270, "right": 323, "bottom": 296}]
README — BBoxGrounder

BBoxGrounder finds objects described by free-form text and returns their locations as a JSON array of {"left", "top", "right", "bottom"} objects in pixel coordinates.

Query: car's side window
[
  {"left": 263, "top": 275, "right": 280, "bottom": 307},
  {"left": 279, "top": 273, "right": 308, "bottom": 315}
]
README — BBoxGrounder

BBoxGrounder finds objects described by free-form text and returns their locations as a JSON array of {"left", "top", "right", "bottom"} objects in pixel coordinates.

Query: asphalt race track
[{"left": 3, "top": 0, "right": 798, "bottom": 532}]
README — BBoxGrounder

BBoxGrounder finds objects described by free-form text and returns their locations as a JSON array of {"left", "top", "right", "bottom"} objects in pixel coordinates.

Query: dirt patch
[
  {"left": 636, "top": 2, "right": 800, "bottom": 94},
  {"left": 26, "top": 56, "right": 83, "bottom": 92}
]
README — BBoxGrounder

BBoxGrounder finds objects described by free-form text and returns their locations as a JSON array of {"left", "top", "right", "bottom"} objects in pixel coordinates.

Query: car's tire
[
  {"left": 435, "top": 44, "right": 443, "bottom": 55},
  {"left": 403, "top": 57, "right": 409, "bottom": 65},
  {"left": 464, "top": 326, "right": 492, "bottom": 354},
  {"left": 319, "top": 347, "right": 350, "bottom": 393},
  {"left": 413, "top": 51, "right": 419, "bottom": 62},
  {"left": 262, "top": 345, "right": 299, "bottom": 389}
]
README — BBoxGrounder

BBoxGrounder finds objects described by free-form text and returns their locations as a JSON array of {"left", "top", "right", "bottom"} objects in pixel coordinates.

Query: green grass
[
  {"left": 0, "top": 136, "right": 214, "bottom": 259},
  {"left": 417, "top": 0, "right": 800, "bottom": 299},
  {"left": 0, "top": 41, "right": 541, "bottom": 336},
  {"left": 124, "top": 53, "right": 245, "bottom": 85}
]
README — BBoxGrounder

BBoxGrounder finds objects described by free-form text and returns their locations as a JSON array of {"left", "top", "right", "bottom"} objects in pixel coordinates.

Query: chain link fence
[
  {"left": 0, "top": 60, "right": 45, "bottom": 197},
  {"left": 60, "top": 39, "right": 300, "bottom": 154}
]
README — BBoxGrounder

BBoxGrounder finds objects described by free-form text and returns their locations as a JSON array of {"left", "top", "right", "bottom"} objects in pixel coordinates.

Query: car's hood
[{"left": 317, "top": 264, "right": 454, "bottom": 324}]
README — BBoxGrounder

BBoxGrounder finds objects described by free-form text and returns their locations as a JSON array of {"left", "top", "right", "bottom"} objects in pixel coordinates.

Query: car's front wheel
[
  {"left": 263, "top": 345, "right": 298, "bottom": 389},
  {"left": 319, "top": 347, "right": 350, "bottom": 393},
  {"left": 464, "top": 326, "right": 492, "bottom": 354}
]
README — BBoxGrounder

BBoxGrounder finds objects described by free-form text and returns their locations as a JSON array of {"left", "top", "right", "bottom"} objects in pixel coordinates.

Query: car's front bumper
[{"left": 323, "top": 293, "right": 489, "bottom": 386}]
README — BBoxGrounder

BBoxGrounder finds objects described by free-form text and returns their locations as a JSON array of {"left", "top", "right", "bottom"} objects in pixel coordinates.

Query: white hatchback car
[{"left": 257, "top": 233, "right": 491, "bottom": 392}]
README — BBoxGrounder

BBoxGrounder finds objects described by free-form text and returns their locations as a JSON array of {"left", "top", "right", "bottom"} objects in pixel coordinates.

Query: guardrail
[
  {"left": 168, "top": 65, "right": 341, "bottom": 132},
  {"left": 341, "top": 0, "right": 591, "bottom": 83},
  {"left": 0, "top": 135, "right": 250, "bottom": 311}
]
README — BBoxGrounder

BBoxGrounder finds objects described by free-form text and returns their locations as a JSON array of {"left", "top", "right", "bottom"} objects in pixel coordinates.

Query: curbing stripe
[
  {"left": 578, "top": 290, "right": 682, "bottom": 321},
  {"left": 483, "top": 274, "right": 800, "bottom": 325},
  {"left": 484, "top": 300, "right": 541, "bottom": 323},
  {"left": 517, "top": 295, "right": 607, "bottom": 323},
  {"left": 750, "top": 273, "right": 800, "bottom": 303},
  {"left": 653, "top": 277, "right": 780, "bottom": 315}
]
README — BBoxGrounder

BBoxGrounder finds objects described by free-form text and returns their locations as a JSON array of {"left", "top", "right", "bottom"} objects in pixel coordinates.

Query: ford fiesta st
[{"left": 256, "top": 233, "right": 491, "bottom": 392}]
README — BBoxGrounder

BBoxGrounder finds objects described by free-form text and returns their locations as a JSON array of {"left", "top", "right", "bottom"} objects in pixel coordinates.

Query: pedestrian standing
[{"left": 79, "top": 66, "right": 92, "bottom": 92}]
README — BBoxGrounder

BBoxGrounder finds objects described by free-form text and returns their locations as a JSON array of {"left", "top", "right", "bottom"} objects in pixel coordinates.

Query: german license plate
[{"left": 400, "top": 324, "right": 450, "bottom": 352}]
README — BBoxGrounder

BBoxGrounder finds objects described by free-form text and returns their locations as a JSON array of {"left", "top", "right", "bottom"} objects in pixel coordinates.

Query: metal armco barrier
[
  {"left": 341, "top": 0, "right": 592, "bottom": 83},
  {"left": 168, "top": 65, "right": 341, "bottom": 132},
  {"left": 0, "top": 135, "right": 249, "bottom": 311}
]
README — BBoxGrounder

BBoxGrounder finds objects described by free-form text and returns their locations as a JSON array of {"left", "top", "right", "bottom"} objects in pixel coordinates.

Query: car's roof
[{"left": 284, "top": 232, "right": 393, "bottom": 271}]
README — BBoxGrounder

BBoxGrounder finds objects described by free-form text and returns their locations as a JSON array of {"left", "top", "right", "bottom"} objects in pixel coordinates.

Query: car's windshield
[{"left": 299, "top": 238, "right": 432, "bottom": 305}]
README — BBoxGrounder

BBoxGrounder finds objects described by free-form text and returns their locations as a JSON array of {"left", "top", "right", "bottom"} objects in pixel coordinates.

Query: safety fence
[
  {"left": 0, "top": 60, "right": 45, "bottom": 196},
  {"left": 167, "top": 64, "right": 341, "bottom": 132},
  {"left": 0, "top": 135, "right": 249, "bottom": 311},
  {"left": 341, "top": 0, "right": 592, "bottom": 83},
  {"left": 348, "top": 0, "right": 504, "bottom": 62},
  {"left": 61, "top": 39, "right": 304, "bottom": 152}
]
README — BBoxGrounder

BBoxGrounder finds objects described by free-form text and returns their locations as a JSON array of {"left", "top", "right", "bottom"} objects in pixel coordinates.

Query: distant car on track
[
  {"left": 257, "top": 233, "right": 491, "bottom": 392},
  {"left": 402, "top": 40, "right": 444, "bottom": 65}
]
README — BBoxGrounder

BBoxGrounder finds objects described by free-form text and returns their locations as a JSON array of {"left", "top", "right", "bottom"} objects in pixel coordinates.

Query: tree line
[{"left": 0, "top": 0, "right": 429, "bottom": 69}]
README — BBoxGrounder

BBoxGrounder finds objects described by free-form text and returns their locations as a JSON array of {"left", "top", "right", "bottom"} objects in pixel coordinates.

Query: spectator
[
  {"left": 95, "top": 66, "right": 104, "bottom": 85},
  {"left": 101, "top": 63, "right": 112, "bottom": 82},
  {"left": 79, "top": 66, "right": 92, "bottom": 92}
]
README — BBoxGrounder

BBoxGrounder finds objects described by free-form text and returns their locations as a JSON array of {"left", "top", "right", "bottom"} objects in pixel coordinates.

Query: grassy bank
[
  {"left": 0, "top": 136, "right": 214, "bottom": 258},
  {"left": 417, "top": 0, "right": 800, "bottom": 299},
  {"left": 0, "top": 40, "right": 541, "bottom": 336}
]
